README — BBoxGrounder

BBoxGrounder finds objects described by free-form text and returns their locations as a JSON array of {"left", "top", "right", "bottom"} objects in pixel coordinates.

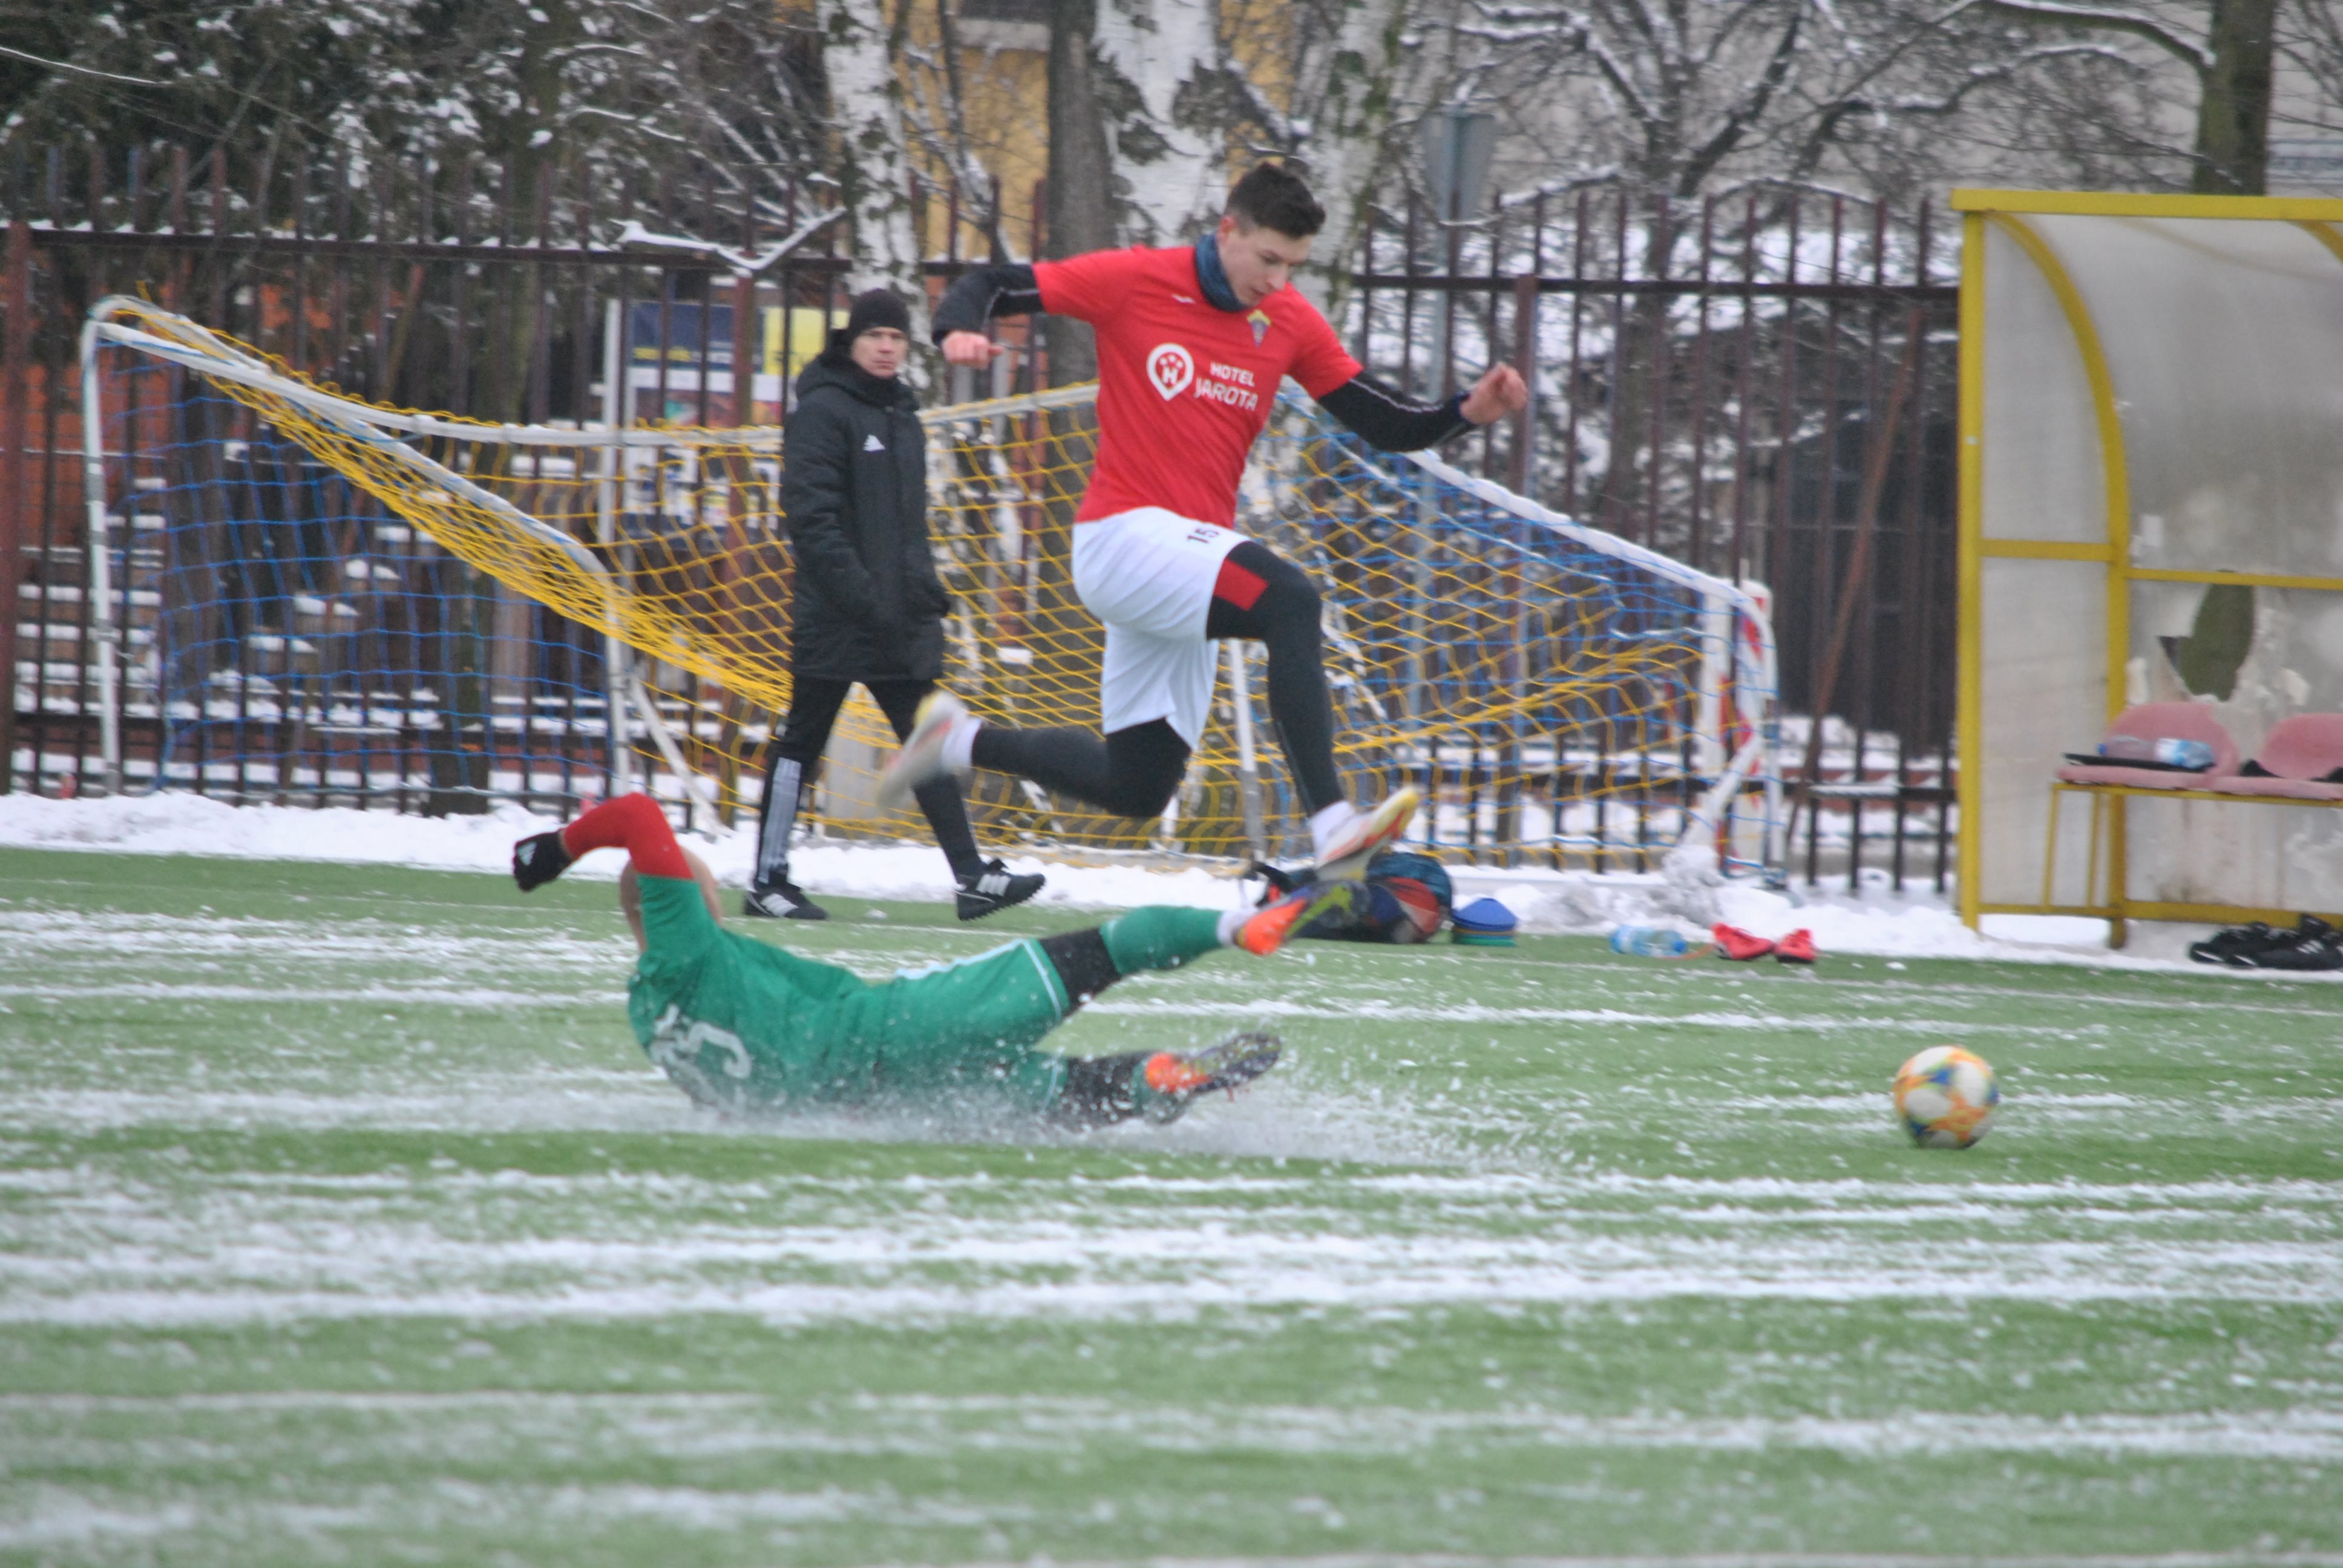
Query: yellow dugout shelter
[{"left": 1956, "top": 188, "right": 2343, "bottom": 942}]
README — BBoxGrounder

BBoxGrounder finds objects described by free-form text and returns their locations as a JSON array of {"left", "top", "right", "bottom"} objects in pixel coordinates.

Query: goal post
[
  {"left": 1955, "top": 189, "right": 2343, "bottom": 938},
  {"left": 77, "top": 296, "right": 1781, "bottom": 875}
]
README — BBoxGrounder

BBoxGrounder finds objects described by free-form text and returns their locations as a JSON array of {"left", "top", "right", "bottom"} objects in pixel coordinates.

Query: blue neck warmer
[{"left": 1193, "top": 230, "right": 1243, "bottom": 312}]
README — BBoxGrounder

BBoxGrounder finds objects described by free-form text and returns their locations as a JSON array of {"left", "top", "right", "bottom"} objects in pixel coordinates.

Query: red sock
[{"left": 560, "top": 794, "right": 691, "bottom": 880}]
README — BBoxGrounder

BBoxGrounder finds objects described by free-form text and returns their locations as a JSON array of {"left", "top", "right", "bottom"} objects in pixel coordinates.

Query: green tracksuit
[{"left": 624, "top": 876, "right": 1222, "bottom": 1116}]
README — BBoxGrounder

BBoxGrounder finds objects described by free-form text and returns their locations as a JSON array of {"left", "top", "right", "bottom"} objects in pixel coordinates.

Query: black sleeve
[
  {"left": 1315, "top": 371, "right": 1474, "bottom": 452},
  {"left": 931, "top": 263, "right": 1044, "bottom": 343},
  {"left": 781, "top": 397, "right": 880, "bottom": 623}
]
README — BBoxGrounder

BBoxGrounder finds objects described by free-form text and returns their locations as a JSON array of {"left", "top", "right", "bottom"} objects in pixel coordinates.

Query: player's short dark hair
[{"left": 1225, "top": 162, "right": 1325, "bottom": 239}]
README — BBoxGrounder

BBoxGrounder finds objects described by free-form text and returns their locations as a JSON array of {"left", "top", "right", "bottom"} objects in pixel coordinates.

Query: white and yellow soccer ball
[{"left": 1892, "top": 1045, "right": 1999, "bottom": 1148}]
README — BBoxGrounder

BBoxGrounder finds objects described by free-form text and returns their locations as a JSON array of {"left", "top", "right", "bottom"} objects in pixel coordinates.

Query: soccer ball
[{"left": 1892, "top": 1045, "right": 1999, "bottom": 1148}]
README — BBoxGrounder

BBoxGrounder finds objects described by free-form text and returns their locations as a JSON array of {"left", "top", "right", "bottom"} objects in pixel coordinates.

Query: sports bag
[{"left": 1251, "top": 849, "right": 1453, "bottom": 944}]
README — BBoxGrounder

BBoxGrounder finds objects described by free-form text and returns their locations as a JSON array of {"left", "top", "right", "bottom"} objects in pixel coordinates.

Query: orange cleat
[
  {"left": 1773, "top": 927, "right": 1818, "bottom": 964},
  {"left": 1233, "top": 880, "right": 1358, "bottom": 956},
  {"left": 1711, "top": 923, "right": 1775, "bottom": 962},
  {"left": 1144, "top": 1052, "right": 1214, "bottom": 1096},
  {"left": 1136, "top": 1033, "right": 1283, "bottom": 1124}
]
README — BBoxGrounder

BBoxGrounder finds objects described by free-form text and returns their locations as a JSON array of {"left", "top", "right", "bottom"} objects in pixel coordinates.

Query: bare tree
[
  {"left": 1441, "top": 0, "right": 2171, "bottom": 206},
  {"left": 1097, "top": 0, "right": 1226, "bottom": 242},
  {"left": 1959, "top": 0, "right": 2283, "bottom": 192},
  {"left": 1178, "top": 0, "right": 1414, "bottom": 310},
  {"left": 1398, "top": 0, "right": 2183, "bottom": 525},
  {"left": 1, "top": 0, "right": 837, "bottom": 242},
  {"left": 819, "top": 0, "right": 926, "bottom": 298},
  {"left": 2275, "top": 0, "right": 2343, "bottom": 178}
]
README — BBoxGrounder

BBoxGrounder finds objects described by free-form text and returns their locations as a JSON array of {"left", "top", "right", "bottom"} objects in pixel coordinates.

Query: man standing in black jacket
[{"left": 748, "top": 289, "right": 1044, "bottom": 923}]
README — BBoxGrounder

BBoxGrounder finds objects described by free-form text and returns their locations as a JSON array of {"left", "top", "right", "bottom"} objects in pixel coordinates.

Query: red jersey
[{"left": 1034, "top": 245, "right": 1362, "bottom": 527}]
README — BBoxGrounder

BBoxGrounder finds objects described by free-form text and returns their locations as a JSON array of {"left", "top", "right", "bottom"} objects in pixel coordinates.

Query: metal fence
[
  {"left": 1345, "top": 186, "right": 1959, "bottom": 889},
  {"left": 2, "top": 142, "right": 1004, "bottom": 828},
  {"left": 3, "top": 143, "right": 1958, "bottom": 887}
]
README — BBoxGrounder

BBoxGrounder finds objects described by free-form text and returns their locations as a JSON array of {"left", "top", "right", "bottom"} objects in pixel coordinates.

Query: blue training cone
[{"left": 1450, "top": 895, "right": 1519, "bottom": 947}]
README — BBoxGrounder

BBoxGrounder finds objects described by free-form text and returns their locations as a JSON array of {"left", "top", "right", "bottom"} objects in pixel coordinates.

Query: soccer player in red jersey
[{"left": 880, "top": 161, "right": 1528, "bottom": 873}]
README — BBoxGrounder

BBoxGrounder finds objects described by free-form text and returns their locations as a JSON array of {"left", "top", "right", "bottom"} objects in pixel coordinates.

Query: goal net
[{"left": 78, "top": 297, "right": 1780, "bottom": 874}]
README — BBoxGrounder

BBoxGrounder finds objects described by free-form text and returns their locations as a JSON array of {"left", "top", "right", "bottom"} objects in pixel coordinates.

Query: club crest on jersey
[
  {"left": 1248, "top": 309, "right": 1271, "bottom": 344},
  {"left": 1146, "top": 342, "right": 1195, "bottom": 400}
]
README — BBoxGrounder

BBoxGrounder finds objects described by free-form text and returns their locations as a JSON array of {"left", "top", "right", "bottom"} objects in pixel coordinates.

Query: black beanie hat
[{"left": 844, "top": 288, "right": 911, "bottom": 344}]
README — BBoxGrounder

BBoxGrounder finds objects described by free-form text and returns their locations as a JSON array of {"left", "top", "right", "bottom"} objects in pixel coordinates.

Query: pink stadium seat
[
  {"left": 2209, "top": 713, "right": 2343, "bottom": 801},
  {"left": 2054, "top": 702, "right": 2238, "bottom": 789}
]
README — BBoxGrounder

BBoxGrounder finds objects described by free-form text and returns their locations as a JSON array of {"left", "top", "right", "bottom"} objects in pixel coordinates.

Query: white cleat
[
  {"left": 877, "top": 690, "right": 971, "bottom": 808},
  {"left": 1311, "top": 786, "right": 1421, "bottom": 882}
]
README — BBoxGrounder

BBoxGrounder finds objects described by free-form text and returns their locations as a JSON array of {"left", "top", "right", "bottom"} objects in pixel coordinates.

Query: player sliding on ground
[
  {"left": 882, "top": 160, "right": 1530, "bottom": 875},
  {"left": 511, "top": 794, "right": 1355, "bottom": 1126}
]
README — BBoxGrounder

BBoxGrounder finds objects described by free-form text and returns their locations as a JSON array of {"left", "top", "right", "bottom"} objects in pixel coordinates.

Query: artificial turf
[{"left": 1, "top": 845, "right": 2339, "bottom": 1564}]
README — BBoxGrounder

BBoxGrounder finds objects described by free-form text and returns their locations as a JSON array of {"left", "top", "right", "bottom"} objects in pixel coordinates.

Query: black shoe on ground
[
  {"left": 2188, "top": 922, "right": 2275, "bottom": 966},
  {"left": 512, "top": 831, "right": 573, "bottom": 892},
  {"left": 2248, "top": 916, "right": 2343, "bottom": 972},
  {"left": 957, "top": 859, "right": 1044, "bottom": 921},
  {"left": 743, "top": 880, "right": 829, "bottom": 920}
]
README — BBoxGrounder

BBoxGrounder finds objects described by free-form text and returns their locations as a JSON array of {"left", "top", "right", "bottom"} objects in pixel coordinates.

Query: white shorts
[{"left": 1072, "top": 508, "right": 1246, "bottom": 747}]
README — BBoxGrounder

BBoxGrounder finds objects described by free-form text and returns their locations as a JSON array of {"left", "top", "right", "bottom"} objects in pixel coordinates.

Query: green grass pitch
[{"left": 2, "top": 845, "right": 2340, "bottom": 1564}]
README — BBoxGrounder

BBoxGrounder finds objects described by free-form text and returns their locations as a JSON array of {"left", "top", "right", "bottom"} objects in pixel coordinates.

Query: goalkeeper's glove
[{"left": 511, "top": 831, "right": 574, "bottom": 892}]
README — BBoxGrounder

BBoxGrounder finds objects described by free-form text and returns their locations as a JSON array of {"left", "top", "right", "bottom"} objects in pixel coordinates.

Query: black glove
[{"left": 511, "top": 831, "right": 574, "bottom": 892}]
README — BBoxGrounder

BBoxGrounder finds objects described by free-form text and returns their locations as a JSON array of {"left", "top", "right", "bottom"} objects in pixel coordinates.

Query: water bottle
[
  {"left": 2100, "top": 733, "right": 2214, "bottom": 769},
  {"left": 1610, "top": 925, "right": 1691, "bottom": 958}
]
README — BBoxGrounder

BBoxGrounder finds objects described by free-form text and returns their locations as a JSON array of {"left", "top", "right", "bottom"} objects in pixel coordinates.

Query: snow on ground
[
  {"left": 0, "top": 791, "right": 2276, "bottom": 975},
  {"left": 0, "top": 792, "right": 1244, "bottom": 915}
]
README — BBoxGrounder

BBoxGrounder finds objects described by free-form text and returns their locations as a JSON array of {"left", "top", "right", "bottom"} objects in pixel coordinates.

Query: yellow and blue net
[{"left": 81, "top": 298, "right": 1778, "bottom": 872}]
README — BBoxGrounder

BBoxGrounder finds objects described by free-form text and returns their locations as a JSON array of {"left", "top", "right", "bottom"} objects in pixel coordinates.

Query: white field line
[
  {"left": 5, "top": 1391, "right": 2343, "bottom": 1463},
  {"left": 13, "top": 1162, "right": 2343, "bottom": 1210},
  {"left": 1085, "top": 996, "right": 2091, "bottom": 1036},
  {"left": 0, "top": 974, "right": 2117, "bottom": 1036},
  {"left": 18, "top": 905, "right": 2343, "bottom": 1030},
  {"left": 0, "top": 981, "right": 626, "bottom": 1007},
  {"left": 1784, "top": 972, "right": 2343, "bottom": 1023},
  {"left": 652, "top": 1557, "right": 2343, "bottom": 1568},
  {"left": 11, "top": 1166, "right": 2343, "bottom": 1236},
  {"left": 654, "top": 1558, "right": 2343, "bottom": 1568},
  {"left": 4, "top": 1218, "right": 2340, "bottom": 1324},
  {"left": 5, "top": 1081, "right": 2335, "bottom": 1143}
]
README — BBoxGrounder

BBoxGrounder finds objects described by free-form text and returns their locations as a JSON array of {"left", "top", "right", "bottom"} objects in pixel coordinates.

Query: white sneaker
[
  {"left": 877, "top": 691, "right": 971, "bottom": 808},
  {"left": 1311, "top": 786, "right": 1420, "bottom": 881}
]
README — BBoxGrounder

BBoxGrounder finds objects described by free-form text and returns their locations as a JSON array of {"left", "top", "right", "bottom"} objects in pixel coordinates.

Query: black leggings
[
  {"left": 968, "top": 541, "right": 1345, "bottom": 818},
  {"left": 755, "top": 676, "right": 982, "bottom": 883},
  {"left": 1038, "top": 927, "right": 1147, "bottom": 1128}
]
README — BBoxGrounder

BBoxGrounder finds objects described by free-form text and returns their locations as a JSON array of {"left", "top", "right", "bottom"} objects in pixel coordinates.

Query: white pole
[
  {"left": 77, "top": 318, "right": 121, "bottom": 795},
  {"left": 597, "top": 297, "right": 631, "bottom": 796},
  {"left": 1227, "top": 638, "right": 1265, "bottom": 860},
  {"left": 1694, "top": 591, "right": 1729, "bottom": 782}
]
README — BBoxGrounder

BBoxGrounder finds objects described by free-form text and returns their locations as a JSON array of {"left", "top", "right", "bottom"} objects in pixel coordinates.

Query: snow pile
[
  {"left": 0, "top": 792, "right": 2270, "bottom": 973},
  {"left": 0, "top": 792, "right": 1244, "bottom": 913}
]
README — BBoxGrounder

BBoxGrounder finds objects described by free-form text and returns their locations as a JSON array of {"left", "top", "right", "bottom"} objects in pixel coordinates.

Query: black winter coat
[{"left": 782, "top": 347, "right": 949, "bottom": 680}]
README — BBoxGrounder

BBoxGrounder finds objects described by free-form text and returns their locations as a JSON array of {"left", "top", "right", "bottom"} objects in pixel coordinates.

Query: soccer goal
[
  {"left": 1956, "top": 189, "right": 2343, "bottom": 939},
  {"left": 77, "top": 296, "right": 1780, "bottom": 874}
]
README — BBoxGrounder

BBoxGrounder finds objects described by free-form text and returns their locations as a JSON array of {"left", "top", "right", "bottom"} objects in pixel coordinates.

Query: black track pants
[
  {"left": 968, "top": 541, "right": 1346, "bottom": 819},
  {"left": 755, "top": 677, "right": 983, "bottom": 886},
  {"left": 1203, "top": 541, "right": 1345, "bottom": 814},
  {"left": 969, "top": 716, "right": 1191, "bottom": 820}
]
